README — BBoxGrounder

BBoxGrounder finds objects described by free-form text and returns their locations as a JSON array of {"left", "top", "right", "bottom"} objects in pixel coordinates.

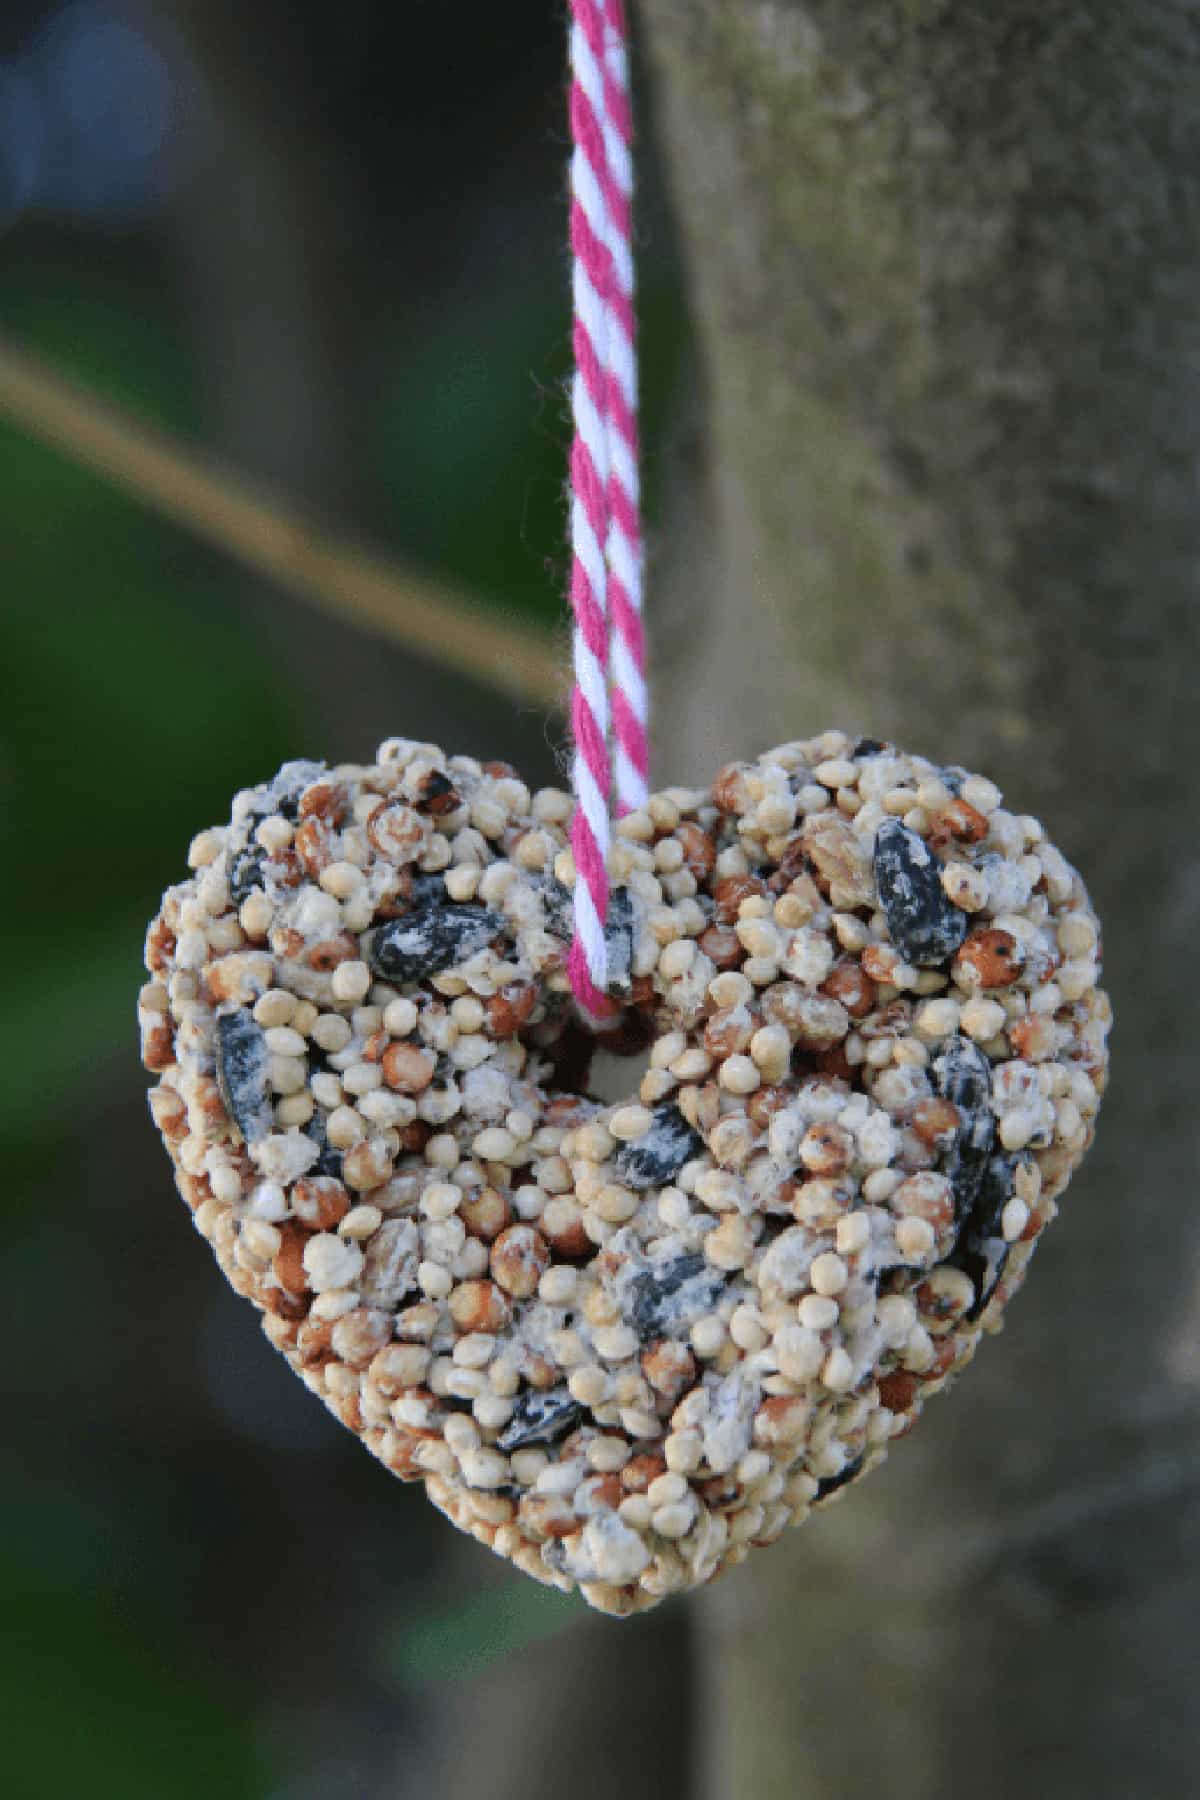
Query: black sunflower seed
[
  {"left": 496, "top": 1386, "right": 585, "bottom": 1453},
  {"left": 873, "top": 818, "right": 969, "bottom": 966},
  {"left": 613, "top": 1103, "right": 703, "bottom": 1192},
  {"left": 626, "top": 1252, "right": 727, "bottom": 1342},
  {"left": 214, "top": 1007, "right": 274, "bottom": 1144},
  {"left": 363, "top": 902, "right": 504, "bottom": 983},
  {"left": 228, "top": 845, "right": 269, "bottom": 907},
  {"left": 948, "top": 1152, "right": 1017, "bottom": 1320},
  {"left": 814, "top": 1455, "right": 865, "bottom": 1501},
  {"left": 932, "top": 1036, "right": 996, "bottom": 1224}
]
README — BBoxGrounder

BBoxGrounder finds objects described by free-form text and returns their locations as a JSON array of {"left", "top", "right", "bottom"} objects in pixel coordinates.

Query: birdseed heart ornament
[{"left": 140, "top": 731, "right": 1110, "bottom": 1615}]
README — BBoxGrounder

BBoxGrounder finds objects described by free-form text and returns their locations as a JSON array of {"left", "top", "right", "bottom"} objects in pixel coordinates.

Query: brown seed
[
  {"left": 371, "top": 872, "right": 416, "bottom": 922},
  {"left": 543, "top": 1095, "right": 591, "bottom": 1127},
  {"left": 460, "top": 1187, "right": 512, "bottom": 1241},
  {"left": 141, "top": 1020, "right": 176, "bottom": 1072},
  {"left": 641, "top": 1339, "right": 697, "bottom": 1400},
  {"left": 798, "top": 1122, "right": 854, "bottom": 1177},
  {"left": 712, "top": 762, "right": 751, "bottom": 814},
  {"left": 367, "top": 801, "right": 427, "bottom": 864},
  {"left": 298, "top": 780, "right": 348, "bottom": 823},
  {"left": 269, "top": 847, "right": 304, "bottom": 890},
  {"left": 292, "top": 1175, "right": 351, "bottom": 1231},
  {"left": 272, "top": 1221, "right": 310, "bottom": 1295},
  {"left": 892, "top": 1172, "right": 956, "bottom": 1234},
  {"left": 698, "top": 1473, "right": 744, "bottom": 1511},
  {"left": 331, "top": 1308, "right": 393, "bottom": 1367},
  {"left": 704, "top": 1006, "right": 755, "bottom": 1060},
  {"left": 676, "top": 822, "right": 716, "bottom": 881},
  {"left": 149, "top": 1087, "right": 188, "bottom": 1142},
  {"left": 857, "top": 998, "right": 913, "bottom": 1041},
  {"left": 262, "top": 1313, "right": 301, "bottom": 1353},
  {"left": 820, "top": 959, "right": 878, "bottom": 1019},
  {"left": 1008, "top": 1015, "right": 1056, "bottom": 1061},
  {"left": 192, "top": 1077, "right": 227, "bottom": 1134},
  {"left": 306, "top": 933, "right": 358, "bottom": 971},
  {"left": 910, "top": 1097, "right": 961, "bottom": 1147},
  {"left": 396, "top": 1120, "right": 432, "bottom": 1155},
  {"left": 484, "top": 981, "right": 538, "bottom": 1038},
  {"left": 521, "top": 1350, "right": 560, "bottom": 1390},
  {"left": 746, "top": 1083, "right": 791, "bottom": 1128},
  {"left": 490, "top": 1225, "right": 551, "bottom": 1298},
  {"left": 145, "top": 915, "right": 176, "bottom": 973},
  {"left": 447, "top": 1279, "right": 512, "bottom": 1333},
  {"left": 775, "top": 834, "right": 812, "bottom": 882},
  {"left": 861, "top": 942, "right": 905, "bottom": 984},
  {"left": 577, "top": 1473, "right": 623, "bottom": 1512},
  {"left": 713, "top": 874, "right": 768, "bottom": 924},
  {"left": 331, "top": 1390, "right": 363, "bottom": 1432},
  {"left": 928, "top": 1336, "right": 964, "bottom": 1380},
  {"left": 621, "top": 1453, "right": 667, "bottom": 1493},
  {"left": 381, "top": 1042, "right": 436, "bottom": 1093},
  {"left": 416, "top": 770, "right": 460, "bottom": 815},
  {"left": 367, "top": 1345, "right": 420, "bottom": 1398},
  {"left": 816, "top": 1043, "right": 855, "bottom": 1082},
  {"left": 385, "top": 1433, "right": 423, "bottom": 1481},
  {"left": 877, "top": 1370, "right": 920, "bottom": 1413},
  {"left": 698, "top": 924, "right": 743, "bottom": 970},
  {"left": 541, "top": 1198, "right": 592, "bottom": 1258},
  {"left": 294, "top": 817, "right": 333, "bottom": 878},
  {"left": 955, "top": 927, "right": 1023, "bottom": 990},
  {"left": 753, "top": 1394, "right": 810, "bottom": 1445},
  {"left": 342, "top": 1139, "right": 394, "bottom": 1191},
  {"left": 934, "top": 797, "right": 989, "bottom": 845}
]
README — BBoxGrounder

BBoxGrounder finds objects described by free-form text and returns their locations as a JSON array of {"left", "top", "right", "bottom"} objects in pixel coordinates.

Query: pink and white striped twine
[{"left": 566, "top": 0, "right": 648, "bottom": 1019}]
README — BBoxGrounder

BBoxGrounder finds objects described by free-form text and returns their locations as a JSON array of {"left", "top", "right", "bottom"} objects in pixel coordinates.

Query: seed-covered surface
[{"left": 141, "top": 732, "right": 1110, "bottom": 1616}]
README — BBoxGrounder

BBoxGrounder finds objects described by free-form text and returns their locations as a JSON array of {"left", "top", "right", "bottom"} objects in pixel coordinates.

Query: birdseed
[{"left": 142, "top": 732, "right": 1110, "bottom": 1616}]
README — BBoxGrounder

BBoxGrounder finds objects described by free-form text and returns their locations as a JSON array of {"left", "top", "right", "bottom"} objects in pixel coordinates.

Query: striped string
[{"left": 567, "top": 0, "right": 645, "bottom": 1017}]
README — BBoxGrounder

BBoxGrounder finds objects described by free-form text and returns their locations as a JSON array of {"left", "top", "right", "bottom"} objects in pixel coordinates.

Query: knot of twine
[{"left": 566, "top": 0, "right": 647, "bottom": 1019}]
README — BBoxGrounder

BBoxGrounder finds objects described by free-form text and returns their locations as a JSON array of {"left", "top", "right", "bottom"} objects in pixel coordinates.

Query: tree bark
[{"left": 637, "top": 3, "right": 1200, "bottom": 1796}]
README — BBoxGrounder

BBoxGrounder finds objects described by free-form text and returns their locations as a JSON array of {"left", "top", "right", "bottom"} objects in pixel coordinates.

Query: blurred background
[{"left": 1, "top": 2, "right": 697, "bottom": 1795}]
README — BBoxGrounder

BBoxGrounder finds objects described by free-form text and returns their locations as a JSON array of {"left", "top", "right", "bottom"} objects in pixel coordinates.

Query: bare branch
[{"left": 0, "top": 336, "right": 563, "bottom": 712}]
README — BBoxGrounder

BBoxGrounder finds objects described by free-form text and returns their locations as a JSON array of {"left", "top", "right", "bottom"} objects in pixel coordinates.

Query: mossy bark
[{"left": 638, "top": 3, "right": 1200, "bottom": 1795}]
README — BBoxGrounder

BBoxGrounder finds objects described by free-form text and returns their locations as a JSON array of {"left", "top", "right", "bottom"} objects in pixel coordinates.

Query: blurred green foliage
[
  {"left": 373, "top": 267, "right": 687, "bottom": 627},
  {"left": 1, "top": 67, "right": 688, "bottom": 1781},
  {"left": 378, "top": 1582, "right": 585, "bottom": 1687}
]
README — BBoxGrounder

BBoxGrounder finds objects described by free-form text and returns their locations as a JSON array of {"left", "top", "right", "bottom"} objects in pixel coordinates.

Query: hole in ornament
[{"left": 587, "top": 1040, "right": 653, "bottom": 1104}]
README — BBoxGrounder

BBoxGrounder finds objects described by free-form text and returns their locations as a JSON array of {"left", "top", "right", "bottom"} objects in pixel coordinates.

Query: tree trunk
[{"left": 637, "top": 3, "right": 1200, "bottom": 1796}]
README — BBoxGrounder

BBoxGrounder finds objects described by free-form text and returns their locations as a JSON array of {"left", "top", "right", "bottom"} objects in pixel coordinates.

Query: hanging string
[
  {"left": 597, "top": 1, "right": 648, "bottom": 817},
  {"left": 566, "top": 0, "right": 644, "bottom": 1017}
]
